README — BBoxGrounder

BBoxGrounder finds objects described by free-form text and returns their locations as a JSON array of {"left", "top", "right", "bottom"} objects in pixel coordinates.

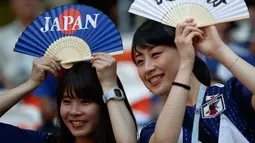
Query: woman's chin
[
  {"left": 150, "top": 86, "right": 170, "bottom": 96},
  {"left": 150, "top": 89, "right": 169, "bottom": 96}
]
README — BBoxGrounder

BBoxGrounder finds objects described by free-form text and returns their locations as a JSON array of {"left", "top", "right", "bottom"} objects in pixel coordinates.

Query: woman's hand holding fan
[
  {"left": 175, "top": 18, "right": 204, "bottom": 67},
  {"left": 195, "top": 25, "right": 226, "bottom": 58},
  {"left": 29, "top": 56, "right": 61, "bottom": 86},
  {"left": 91, "top": 52, "right": 118, "bottom": 92}
]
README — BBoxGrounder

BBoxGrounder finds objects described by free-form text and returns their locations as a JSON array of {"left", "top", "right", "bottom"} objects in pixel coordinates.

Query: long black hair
[
  {"left": 131, "top": 20, "right": 211, "bottom": 86},
  {"left": 49, "top": 62, "right": 137, "bottom": 143}
]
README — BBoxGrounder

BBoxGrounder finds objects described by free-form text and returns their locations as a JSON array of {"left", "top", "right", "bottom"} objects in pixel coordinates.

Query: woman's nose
[
  {"left": 144, "top": 59, "right": 156, "bottom": 73},
  {"left": 70, "top": 103, "right": 82, "bottom": 116}
]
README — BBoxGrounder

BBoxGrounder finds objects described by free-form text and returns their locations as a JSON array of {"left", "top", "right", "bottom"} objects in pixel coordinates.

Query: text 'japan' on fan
[{"left": 14, "top": 4, "right": 124, "bottom": 69}]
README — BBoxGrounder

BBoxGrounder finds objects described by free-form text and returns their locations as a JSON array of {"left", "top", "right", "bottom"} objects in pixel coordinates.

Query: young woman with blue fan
[
  {"left": 131, "top": 18, "right": 255, "bottom": 143},
  {"left": 0, "top": 54, "right": 137, "bottom": 143}
]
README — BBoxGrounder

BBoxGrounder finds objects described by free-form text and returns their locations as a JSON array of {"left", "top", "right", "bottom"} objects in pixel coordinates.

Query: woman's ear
[{"left": 193, "top": 56, "right": 211, "bottom": 86}]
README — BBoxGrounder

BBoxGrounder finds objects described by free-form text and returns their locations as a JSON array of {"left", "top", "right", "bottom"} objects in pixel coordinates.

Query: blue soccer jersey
[
  {"left": 0, "top": 123, "right": 51, "bottom": 143},
  {"left": 140, "top": 77, "right": 255, "bottom": 143}
]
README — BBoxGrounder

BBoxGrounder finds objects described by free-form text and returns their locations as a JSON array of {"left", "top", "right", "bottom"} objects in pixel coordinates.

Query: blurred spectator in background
[
  {"left": 247, "top": 0, "right": 255, "bottom": 54},
  {"left": 118, "top": 0, "right": 134, "bottom": 33},
  {"left": 0, "top": 0, "right": 41, "bottom": 88},
  {"left": 77, "top": 0, "right": 118, "bottom": 24},
  {"left": 0, "top": 0, "right": 43, "bottom": 130}
]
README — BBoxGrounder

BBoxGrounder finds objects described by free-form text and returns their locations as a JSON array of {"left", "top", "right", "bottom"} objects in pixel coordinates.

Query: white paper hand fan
[
  {"left": 14, "top": 4, "right": 123, "bottom": 69},
  {"left": 129, "top": 0, "right": 250, "bottom": 27}
]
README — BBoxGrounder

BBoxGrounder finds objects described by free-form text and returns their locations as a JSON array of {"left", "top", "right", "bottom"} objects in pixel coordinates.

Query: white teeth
[
  {"left": 71, "top": 121, "right": 84, "bottom": 125},
  {"left": 149, "top": 76, "right": 161, "bottom": 83}
]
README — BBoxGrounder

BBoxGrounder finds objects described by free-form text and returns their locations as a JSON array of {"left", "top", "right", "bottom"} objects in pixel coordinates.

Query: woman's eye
[
  {"left": 152, "top": 52, "right": 162, "bottom": 57},
  {"left": 62, "top": 99, "right": 71, "bottom": 104},
  {"left": 136, "top": 60, "right": 144, "bottom": 65}
]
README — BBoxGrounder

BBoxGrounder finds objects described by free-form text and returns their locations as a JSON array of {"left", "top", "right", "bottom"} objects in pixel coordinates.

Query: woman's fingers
[
  {"left": 187, "top": 31, "right": 204, "bottom": 42},
  {"left": 46, "top": 57, "right": 61, "bottom": 70},
  {"left": 182, "top": 26, "right": 203, "bottom": 37},
  {"left": 44, "top": 56, "right": 61, "bottom": 71},
  {"left": 91, "top": 60, "right": 106, "bottom": 71},
  {"left": 176, "top": 21, "right": 196, "bottom": 36},
  {"left": 47, "top": 59, "right": 61, "bottom": 72},
  {"left": 39, "top": 64, "right": 57, "bottom": 76},
  {"left": 35, "top": 56, "right": 61, "bottom": 76},
  {"left": 92, "top": 52, "right": 113, "bottom": 61},
  {"left": 91, "top": 53, "right": 116, "bottom": 66}
]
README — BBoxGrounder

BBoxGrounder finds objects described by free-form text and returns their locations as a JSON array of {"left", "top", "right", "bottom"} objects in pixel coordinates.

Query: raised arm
[
  {"left": 0, "top": 57, "right": 61, "bottom": 117},
  {"left": 150, "top": 19, "right": 204, "bottom": 143},
  {"left": 91, "top": 53, "right": 137, "bottom": 143},
  {"left": 196, "top": 26, "right": 255, "bottom": 109}
]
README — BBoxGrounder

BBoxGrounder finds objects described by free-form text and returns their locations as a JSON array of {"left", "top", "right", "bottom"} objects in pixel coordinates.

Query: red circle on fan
[{"left": 58, "top": 8, "right": 82, "bottom": 34}]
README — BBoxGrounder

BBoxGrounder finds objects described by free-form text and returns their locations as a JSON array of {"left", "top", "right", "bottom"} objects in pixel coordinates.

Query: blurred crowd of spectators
[{"left": 0, "top": 0, "right": 255, "bottom": 132}]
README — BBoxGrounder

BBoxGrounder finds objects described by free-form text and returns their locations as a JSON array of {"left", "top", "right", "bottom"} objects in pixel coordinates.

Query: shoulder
[{"left": 0, "top": 122, "right": 50, "bottom": 143}]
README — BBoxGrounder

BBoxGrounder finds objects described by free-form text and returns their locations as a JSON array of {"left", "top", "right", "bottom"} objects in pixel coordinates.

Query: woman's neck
[
  {"left": 186, "top": 75, "right": 201, "bottom": 107},
  {"left": 75, "top": 136, "right": 94, "bottom": 143}
]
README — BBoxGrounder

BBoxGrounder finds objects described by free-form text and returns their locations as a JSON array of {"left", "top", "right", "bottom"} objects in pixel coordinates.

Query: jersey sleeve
[
  {"left": 226, "top": 77, "right": 255, "bottom": 131},
  {"left": 0, "top": 122, "right": 51, "bottom": 143},
  {"left": 226, "top": 77, "right": 253, "bottom": 110}
]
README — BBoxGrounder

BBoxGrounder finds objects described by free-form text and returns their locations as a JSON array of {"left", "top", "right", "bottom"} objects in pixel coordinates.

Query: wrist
[
  {"left": 179, "top": 62, "right": 194, "bottom": 73},
  {"left": 102, "top": 87, "right": 125, "bottom": 104},
  {"left": 172, "top": 82, "right": 191, "bottom": 90},
  {"left": 27, "top": 79, "right": 41, "bottom": 88},
  {"left": 211, "top": 43, "right": 228, "bottom": 59},
  {"left": 101, "top": 82, "right": 118, "bottom": 94},
  {"left": 213, "top": 45, "right": 237, "bottom": 68}
]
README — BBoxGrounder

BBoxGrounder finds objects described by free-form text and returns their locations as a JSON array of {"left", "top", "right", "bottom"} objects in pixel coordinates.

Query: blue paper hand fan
[{"left": 14, "top": 4, "right": 123, "bottom": 69}]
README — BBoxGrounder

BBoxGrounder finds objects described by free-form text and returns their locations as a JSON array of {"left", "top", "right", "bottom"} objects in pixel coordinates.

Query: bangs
[
  {"left": 63, "top": 81, "right": 101, "bottom": 102},
  {"left": 57, "top": 62, "right": 103, "bottom": 104}
]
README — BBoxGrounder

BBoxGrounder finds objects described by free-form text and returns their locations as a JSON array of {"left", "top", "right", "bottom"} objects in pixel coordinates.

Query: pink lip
[
  {"left": 71, "top": 123, "right": 84, "bottom": 129},
  {"left": 150, "top": 78, "right": 161, "bottom": 87},
  {"left": 69, "top": 121, "right": 87, "bottom": 129}
]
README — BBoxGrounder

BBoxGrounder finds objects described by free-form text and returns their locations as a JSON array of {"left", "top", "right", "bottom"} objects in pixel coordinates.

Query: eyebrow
[{"left": 135, "top": 46, "right": 156, "bottom": 58}]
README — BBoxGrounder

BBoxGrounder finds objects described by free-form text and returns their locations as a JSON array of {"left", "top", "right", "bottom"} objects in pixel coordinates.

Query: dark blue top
[
  {"left": 0, "top": 123, "right": 51, "bottom": 143},
  {"left": 140, "top": 78, "right": 255, "bottom": 143}
]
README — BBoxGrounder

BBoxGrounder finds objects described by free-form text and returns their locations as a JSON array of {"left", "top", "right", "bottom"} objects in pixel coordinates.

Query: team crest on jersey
[{"left": 201, "top": 94, "right": 226, "bottom": 118}]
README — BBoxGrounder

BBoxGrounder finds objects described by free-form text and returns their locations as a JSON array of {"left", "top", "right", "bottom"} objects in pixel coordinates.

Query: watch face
[{"left": 114, "top": 89, "right": 122, "bottom": 97}]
